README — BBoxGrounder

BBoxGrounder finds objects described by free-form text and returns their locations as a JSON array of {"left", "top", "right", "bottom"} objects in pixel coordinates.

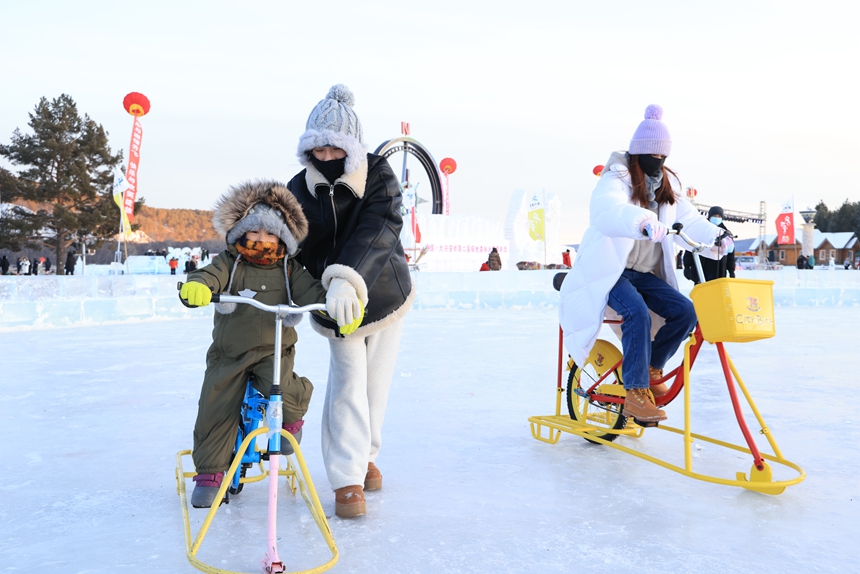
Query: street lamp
[{"left": 800, "top": 208, "right": 816, "bottom": 224}]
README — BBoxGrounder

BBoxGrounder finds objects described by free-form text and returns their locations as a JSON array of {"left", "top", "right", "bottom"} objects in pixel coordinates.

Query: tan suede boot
[
  {"left": 649, "top": 366, "right": 669, "bottom": 398},
  {"left": 623, "top": 388, "right": 667, "bottom": 422},
  {"left": 365, "top": 462, "right": 382, "bottom": 491},
  {"left": 335, "top": 485, "right": 366, "bottom": 518}
]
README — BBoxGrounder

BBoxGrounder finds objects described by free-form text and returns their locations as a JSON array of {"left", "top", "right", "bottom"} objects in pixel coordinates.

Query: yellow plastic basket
[{"left": 689, "top": 278, "right": 775, "bottom": 343}]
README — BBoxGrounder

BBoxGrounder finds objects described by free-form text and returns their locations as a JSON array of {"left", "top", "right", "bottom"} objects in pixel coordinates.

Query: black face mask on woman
[
  {"left": 309, "top": 155, "right": 346, "bottom": 184},
  {"left": 636, "top": 154, "right": 665, "bottom": 178}
]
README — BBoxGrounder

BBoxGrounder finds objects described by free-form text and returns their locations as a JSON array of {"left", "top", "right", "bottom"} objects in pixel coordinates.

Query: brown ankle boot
[
  {"left": 623, "top": 388, "right": 667, "bottom": 422},
  {"left": 365, "top": 462, "right": 382, "bottom": 491},
  {"left": 649, "top": 366, "right": 669, "bottom": 398},
  {"left": 335, "top": 485, "right": 366, "bottom": 518}
]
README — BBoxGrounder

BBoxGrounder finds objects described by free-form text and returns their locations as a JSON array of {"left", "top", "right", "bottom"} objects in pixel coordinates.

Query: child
[{"left": 180, "top": 180, "right": 367, "bottom": 508}]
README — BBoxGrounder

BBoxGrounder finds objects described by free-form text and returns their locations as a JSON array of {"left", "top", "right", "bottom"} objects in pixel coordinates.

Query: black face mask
[
  {"left": 309, "top": 155, "right": 346, "bottom": 184},
  {"left": 637, "top": 154, "right": 665, "bottom": 178}
]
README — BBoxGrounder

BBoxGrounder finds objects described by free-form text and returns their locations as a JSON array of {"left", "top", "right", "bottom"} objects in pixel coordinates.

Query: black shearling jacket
[{"left": 288, "top": 153, "right": 413, "bottom": 336}]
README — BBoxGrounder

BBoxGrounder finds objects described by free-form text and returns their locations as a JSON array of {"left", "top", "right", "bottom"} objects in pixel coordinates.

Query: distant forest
[
  {"left": 135, "top": 205, "right": 220, "bottom": 243},
  {"left": 813, "top": 200, "right": 860, "bottom": 238}
]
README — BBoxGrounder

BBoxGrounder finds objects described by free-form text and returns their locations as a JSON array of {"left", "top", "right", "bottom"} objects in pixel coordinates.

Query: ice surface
[{"left": 0, "top": 307, "right": 855, "bottom": 573}]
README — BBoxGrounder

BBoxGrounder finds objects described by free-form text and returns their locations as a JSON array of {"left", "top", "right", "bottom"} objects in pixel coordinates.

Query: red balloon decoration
[
  {"left": 440, "top": 157, "right": 457, "bottom": 175},
  {"left": 593, "top": 165, "right": 604, "bottom": 176},
  {"left": 123, "top": 92, "right": 151, "bottom": 117}
]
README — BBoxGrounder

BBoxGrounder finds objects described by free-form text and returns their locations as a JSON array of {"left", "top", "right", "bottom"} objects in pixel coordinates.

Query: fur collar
[{"left": 303, "top": 158, "right": 368, "bottom": 199}]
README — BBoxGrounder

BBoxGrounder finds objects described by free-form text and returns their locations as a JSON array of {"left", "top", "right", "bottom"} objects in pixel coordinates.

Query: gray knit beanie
[
  {"left": 296, "top": 84, "right": 368, "bottom": 175},
  {"left": 226, "top": 203, "right": 295, "bottom": 251}
]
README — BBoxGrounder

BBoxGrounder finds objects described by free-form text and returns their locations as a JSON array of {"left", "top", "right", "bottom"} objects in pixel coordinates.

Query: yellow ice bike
[
  {"left": 529, "top": 226, "right": 805, "bottom": 494},
  {"left": 175, "top": 291, "right": 338, "bottom": 574}
]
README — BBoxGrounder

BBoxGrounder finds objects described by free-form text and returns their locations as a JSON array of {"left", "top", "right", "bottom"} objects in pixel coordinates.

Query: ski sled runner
[
  {"left": 530, "top": 226, "right": 805, "bottom": 495},
  {"left": 176, "top": 430, "right": 338, "bottom": 574}
]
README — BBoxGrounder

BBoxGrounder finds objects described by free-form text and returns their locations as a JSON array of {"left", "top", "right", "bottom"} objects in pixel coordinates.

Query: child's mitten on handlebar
[
  {"left": 640, "top": 219, "right": 668, "bottom": 243},
  {"left": 326, "top": 277, "right": 365, "bottom": 334},
  {"left": 180, "top": 282, "right": 212, "bottom": 307}
]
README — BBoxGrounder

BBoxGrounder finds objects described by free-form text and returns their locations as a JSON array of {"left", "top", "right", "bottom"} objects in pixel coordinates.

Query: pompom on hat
[
  {"left": 629, "top": 104, "right": 672, "bottom": 157},
  {"left": 297, "top": 84, "right": 368, "bottom": 176}
]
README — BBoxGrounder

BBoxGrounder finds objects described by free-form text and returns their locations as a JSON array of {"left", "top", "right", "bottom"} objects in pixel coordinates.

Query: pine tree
[{"left": 0, "top": 94, "right": 124, "bottom": 266}]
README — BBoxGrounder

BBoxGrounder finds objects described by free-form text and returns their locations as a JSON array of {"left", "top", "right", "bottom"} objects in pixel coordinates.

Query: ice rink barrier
[{"left": 1, "top": 268, "right": 859, "bottom": 330}]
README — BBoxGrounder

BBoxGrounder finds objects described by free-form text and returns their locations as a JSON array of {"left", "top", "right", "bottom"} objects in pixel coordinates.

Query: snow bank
[{"left": 1, "top": 267, "right": 859, "bottom": 330}]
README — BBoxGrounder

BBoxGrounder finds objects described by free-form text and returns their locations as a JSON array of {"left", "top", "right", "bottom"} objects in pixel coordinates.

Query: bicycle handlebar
[
  {"left": 211, "top": 294, "right": 326, "bottom": 315},
  {"left": 641, "top": 222, "right": 722, "bottom": 253},
  {"left": 177, "top": 281, "right": 325, "bottom": 315}
]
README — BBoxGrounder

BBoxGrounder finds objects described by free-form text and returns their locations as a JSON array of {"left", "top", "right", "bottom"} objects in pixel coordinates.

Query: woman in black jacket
[
  {"left": 683, "top": 205, "right": 736, "bottom": 283},
  {"left": 288, "top": 85, "right": 414, "bottom": 518}
]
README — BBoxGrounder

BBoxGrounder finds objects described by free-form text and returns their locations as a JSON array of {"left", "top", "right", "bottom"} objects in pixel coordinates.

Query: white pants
[{"left": 321, "top": 318, "right": 404, "bottom": 490}]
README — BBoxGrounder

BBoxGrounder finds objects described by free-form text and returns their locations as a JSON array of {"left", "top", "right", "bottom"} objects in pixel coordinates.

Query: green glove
[
  {"left": 339, "top": 303, "right": 364, "bottom": 336},
  {"left": 180, "top": 282, "right": 212, "bottom": 307}
]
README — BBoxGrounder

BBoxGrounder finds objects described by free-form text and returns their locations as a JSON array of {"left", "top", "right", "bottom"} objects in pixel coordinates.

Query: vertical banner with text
[
  {"left": 123, "top": 116, "right": 143, "bottom": 223},
  {"left": 528, "top": 193, "right": 545, "bottom": 242},
  {"left": 776, "top": 199, "right": 795, "bottom": 245}
]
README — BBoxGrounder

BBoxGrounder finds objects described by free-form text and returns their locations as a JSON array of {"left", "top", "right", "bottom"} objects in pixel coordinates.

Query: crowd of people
[{"left": 0, "top": 254, "right": 55, "bottom": 275}]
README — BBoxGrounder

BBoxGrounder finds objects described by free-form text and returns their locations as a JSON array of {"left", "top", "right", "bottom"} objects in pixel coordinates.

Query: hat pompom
[
  {"left": 326, "top": 84, "right": 355, "bottom": 107},
  {"left": 644, "top": 104, "right": 663, "bottom": 120}
]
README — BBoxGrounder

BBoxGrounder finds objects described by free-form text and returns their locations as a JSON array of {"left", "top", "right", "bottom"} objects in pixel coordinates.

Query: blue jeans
[{"left": 607, "top": 269, "right": 698, "bottom": 390}]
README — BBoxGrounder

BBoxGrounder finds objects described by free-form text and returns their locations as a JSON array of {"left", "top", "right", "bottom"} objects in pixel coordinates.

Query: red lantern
[
  {"left": 440, "top": 158, "right": 457, "bottom": 175},
  {"left": 593, "top": 165, "right": 604, "bottom": 176},
  {"left": 123, "top": 92, "right": 151, "bottom": 117},
  {"left": 686, "top": 187, "right": 697, "bottom": 199}
]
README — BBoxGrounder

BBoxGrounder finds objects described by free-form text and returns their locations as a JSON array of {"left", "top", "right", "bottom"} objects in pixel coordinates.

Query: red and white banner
[
  {"left": 123, "top": 116, "right": 143, "bottom": 222},
  {"left": 776, "top": 199, "right": 795, "bottom": 245}
]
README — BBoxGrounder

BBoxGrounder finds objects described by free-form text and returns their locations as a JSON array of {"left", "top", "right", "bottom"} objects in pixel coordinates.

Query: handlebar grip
[
  {"left": 211, "top": 293, "right": 221, "bottom": 303},
  {"left": 672, "top": 222, "right": 683, "bottom": 232}
]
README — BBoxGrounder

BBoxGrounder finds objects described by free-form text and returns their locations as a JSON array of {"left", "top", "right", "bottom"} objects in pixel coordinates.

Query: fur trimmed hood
[{"left": 212, "top": 180, "right": 308, "bottom": 256}]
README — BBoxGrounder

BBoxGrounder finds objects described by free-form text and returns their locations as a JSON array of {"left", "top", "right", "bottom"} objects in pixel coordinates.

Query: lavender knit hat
[{"left": 629, "top": 104, "right": 672, "bottom": 157}]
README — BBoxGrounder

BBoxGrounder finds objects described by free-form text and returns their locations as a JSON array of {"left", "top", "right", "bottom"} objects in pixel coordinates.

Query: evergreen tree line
[{"left": 813, "top": 200, "right": 860, "bottom": 238}]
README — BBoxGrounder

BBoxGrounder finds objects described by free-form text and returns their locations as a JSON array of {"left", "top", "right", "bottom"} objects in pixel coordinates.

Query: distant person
[
  {"left": 562, "top": 249, "right": 572, "bottom": 268},
  {"left": 16, "top": 257, "right": 22, "bottom": 274},
  {"left": 169, "top": 257, "right": 179, "bottom": 275},
  {"left": 44, "top": 257, "right": 52, "bottom": 274},
  {"left": 796, "top": 254, "right": 807, "bottom": 269},
  {"left": 488, "top": 247, "right": 502, "bottom": 270},
  {"left": 682, "top": 206, "right": 735, "bottom": 283},
  {"left": 20, "top": 256, "right": 30, "bottom": 275},
  {"left": 808, "top": 254, "right": 815, "bottom": 268},
  {"left": 65, "top": 251, "right": 76, "bottom": 275},
  {"left": 479, "top": 261, "right": 490, "bottom": 271},
  {"left": 0, "top": 255, "right": 9, "bottom": 275},
  {"left": 844, "top": 258, "right": 851, "bottom": 270}
]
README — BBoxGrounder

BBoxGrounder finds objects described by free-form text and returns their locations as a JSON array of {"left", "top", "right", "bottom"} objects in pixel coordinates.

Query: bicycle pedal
[{"left": 632, "top": 418, "right": 660, "bottom": 428}]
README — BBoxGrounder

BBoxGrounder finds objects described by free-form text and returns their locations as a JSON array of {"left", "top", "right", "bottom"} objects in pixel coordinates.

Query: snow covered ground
[{"left": 0, "top": 307, "right": 855, "bottom": 573}]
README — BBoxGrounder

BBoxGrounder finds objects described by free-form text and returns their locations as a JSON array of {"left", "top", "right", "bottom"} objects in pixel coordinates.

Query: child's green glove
[
  {"left": 339, "top": 304, "right": 364, "bottom": 336},
  {"left": 180, "top": 282, "right": 212, "bottom": 307}
]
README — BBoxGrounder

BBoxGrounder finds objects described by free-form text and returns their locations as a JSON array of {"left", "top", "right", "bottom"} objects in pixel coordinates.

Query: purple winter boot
[{"left": 191, "top": 472, "right": 225, "bottom": 508}]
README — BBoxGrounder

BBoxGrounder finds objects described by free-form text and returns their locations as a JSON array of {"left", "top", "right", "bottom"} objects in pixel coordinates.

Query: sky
[
  {"left": 1, "top": 307, "right": 855, "bottom": 572},
  {"left": 1, "top": 0, "right": 858, "bottom": 245}
]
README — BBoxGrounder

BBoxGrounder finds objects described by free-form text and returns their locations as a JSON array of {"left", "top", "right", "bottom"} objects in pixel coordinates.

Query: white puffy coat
[{"left": 559, "top": 152, "right": 721, "bottom": 366}]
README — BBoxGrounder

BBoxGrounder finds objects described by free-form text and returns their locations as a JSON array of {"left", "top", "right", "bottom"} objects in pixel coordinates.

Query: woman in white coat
[{"left": 559, "top": 105, "right": 731, "bottom": 422}]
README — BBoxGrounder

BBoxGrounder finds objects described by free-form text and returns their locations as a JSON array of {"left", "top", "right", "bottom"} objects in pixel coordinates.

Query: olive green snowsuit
[{"left": 187, "top": 246, "right": 326, "bottom": 474}]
